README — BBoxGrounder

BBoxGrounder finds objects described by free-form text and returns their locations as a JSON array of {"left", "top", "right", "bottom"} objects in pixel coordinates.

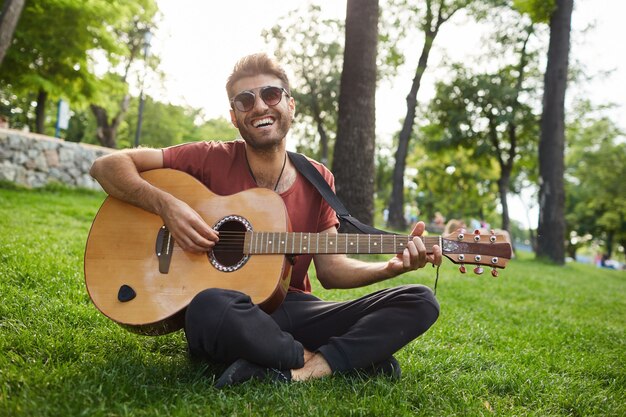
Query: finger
[
  {"left": 432, "top": 244, "right": 442, "bottom": 266},
  {"left": 190, "top": 222, "right": 219, "bottom": 247},
  {"left": 409, "top": 221, "right": 426, "bottom": 237},
  {"left": 172, "top": 230, "right": 207, "bottom": 253},
  {"left": 193, "top": 218, "right": 220, "bottom": 242},
  {"left": 402, "top": 248, "right": 411, "bottom": 269},
  {"left": 411, "top": 236, "right": 427, "bottom": 268},
  {"left": 425, "top": 245, "right": 442, "bottom": 267}
]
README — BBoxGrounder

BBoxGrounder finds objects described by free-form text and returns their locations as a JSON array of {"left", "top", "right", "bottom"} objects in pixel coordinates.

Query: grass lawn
[{"left": 0, "top": 183, "right": 624, "bottom": 417}]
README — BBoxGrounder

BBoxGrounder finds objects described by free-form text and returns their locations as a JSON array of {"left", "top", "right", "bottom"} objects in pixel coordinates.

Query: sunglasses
[{"left": 230, "top": 86, "right": 290, "bottom": 112}]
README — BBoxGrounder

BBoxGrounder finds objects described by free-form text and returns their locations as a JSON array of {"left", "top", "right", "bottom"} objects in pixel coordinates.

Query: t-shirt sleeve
[
  {"left": 162, "top": 142, "right": 210, "bottom": 179},
  {"left": 317, "top": 167, "right": 340, "bottom": 231}
]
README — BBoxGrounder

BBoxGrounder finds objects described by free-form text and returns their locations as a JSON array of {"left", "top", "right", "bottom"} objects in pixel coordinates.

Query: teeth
[{"left": 253, "top": 117, "right": 274, "bottom": 128}]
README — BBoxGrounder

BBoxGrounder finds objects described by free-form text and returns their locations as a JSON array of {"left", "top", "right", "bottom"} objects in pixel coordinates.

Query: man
[{"left": 90, "top": 53, "right": 442, "bottom": 388}]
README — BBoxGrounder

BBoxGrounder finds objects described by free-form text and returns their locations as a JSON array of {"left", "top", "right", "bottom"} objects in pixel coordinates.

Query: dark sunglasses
[{"left": 230, "top": 86, "right": 290, "bottom": 112}]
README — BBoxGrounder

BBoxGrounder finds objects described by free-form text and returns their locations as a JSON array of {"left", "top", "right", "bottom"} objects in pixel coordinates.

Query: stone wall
[{"left": 0, "top": 128, "right": 114, "bottom": 190}]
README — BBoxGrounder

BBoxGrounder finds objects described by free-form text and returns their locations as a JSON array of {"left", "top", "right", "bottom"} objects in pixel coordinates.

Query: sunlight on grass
[{"left": 1, "top": 184, "right": 624, "bottom": 416}]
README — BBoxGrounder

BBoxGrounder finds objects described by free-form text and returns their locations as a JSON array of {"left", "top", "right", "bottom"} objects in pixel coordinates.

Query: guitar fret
[{"left": 247, "top": 233, "right": 454, "bottom": 255}]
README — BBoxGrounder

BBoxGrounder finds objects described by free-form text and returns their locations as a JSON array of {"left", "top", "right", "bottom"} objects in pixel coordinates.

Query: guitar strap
[{"left": 288, "top": 151, "right": 392, "bottom": 235}]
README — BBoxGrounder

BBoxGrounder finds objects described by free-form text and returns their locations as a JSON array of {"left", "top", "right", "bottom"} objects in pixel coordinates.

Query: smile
[{"left": 252, "top": 117, "right": 275, "bottom": 128}]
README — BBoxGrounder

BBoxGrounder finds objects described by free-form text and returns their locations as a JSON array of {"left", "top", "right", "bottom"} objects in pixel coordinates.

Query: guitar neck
[{"left": 244, "top": 232, "right": 438, "bottom": 255}]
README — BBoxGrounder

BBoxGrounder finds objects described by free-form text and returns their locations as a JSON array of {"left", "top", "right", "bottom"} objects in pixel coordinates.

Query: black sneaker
[
  {"left": 353, "top": 356, "right": 402, "bottom": 380},
  {"left": 214, "top": 359, "right": 292, "bottom": 389}
]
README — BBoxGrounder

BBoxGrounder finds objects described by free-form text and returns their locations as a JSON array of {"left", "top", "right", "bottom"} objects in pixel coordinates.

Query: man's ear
[
  {"left": 229, "top": 109, "right": 238, "bottom": 128},
  {"left": 289, "top": 96, "right": 296, "bottom": 120}
]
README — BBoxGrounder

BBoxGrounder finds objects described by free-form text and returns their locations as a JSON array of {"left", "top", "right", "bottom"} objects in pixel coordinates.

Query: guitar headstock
[{"left": 441, "top": 228, "right": 513, "bottom": 276}]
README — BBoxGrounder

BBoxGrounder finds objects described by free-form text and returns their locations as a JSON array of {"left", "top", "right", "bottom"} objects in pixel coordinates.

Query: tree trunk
[
  {"left": 387, "top": 30, "right": 436, "bottom": 230},
  {"left": 90, "top": 94, "right": 130, "bottom": 148},
  {"left": 332, "top": 0, "right": 378, "bottom": 227},
  {"left": 309, "top": 91, "right": 329, "bottom": 165},
  {"left": 537, "top": 0, "right": 573, "bottom": 264},
  {"left": 90, "top": 104, "right": 117, "bottom": 148},
  {"left": 0, "top": 0, "right": 25, "bottom": 67},
  {"left": 35, "top": 88, "right": 47, "bottom": 133},
  {"left": 498, "top": 175, "right": 511, "bottom": 233}
]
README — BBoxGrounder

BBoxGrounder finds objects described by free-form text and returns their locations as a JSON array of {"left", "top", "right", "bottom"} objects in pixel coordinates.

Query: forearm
[
  {"left": 313, "top": 222, "right": 441, "bottom": 289},
  {"left": 314, "top": 255, "right": 395, "bottom": 289},
  {"left": 90, "top": 149, "right": 168, "bottom": 215}
]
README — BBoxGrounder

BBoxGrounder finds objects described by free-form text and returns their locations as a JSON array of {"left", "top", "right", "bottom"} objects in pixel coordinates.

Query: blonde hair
[
  {"left": 226, "top": 53, "right": 290, "bottom": 99},
  {"left": 444, "top": 219, "right": 465, "bottom": 235}
]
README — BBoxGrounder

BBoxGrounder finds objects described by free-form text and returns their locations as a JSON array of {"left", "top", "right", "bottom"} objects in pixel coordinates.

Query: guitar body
[{"left": 84, "top": 169, "right": 291, "bottom": 335}]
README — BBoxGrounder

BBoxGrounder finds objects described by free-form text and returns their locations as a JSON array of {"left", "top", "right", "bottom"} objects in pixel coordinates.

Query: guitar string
[{"left": 208, "top": 232, "right": 444, "bottom": 253}]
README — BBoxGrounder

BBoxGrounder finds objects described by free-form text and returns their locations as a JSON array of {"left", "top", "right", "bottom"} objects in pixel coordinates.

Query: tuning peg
[
  {"left": 459, "top": 265, "right": 467, "bottom": 274},
  {"left": 473, "top": 266, "right": 484, "bottom": 275},
  {"left": 491, "top": 268, "right": 499, "bottom": 277}
]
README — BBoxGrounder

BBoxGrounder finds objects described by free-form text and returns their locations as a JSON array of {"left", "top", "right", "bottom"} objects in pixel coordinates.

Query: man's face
[{"left": 229, "top": 74, "right": 295, "bottom": 151}]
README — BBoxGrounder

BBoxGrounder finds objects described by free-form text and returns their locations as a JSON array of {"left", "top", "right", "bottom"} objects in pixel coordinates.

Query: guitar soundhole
[{"left": 209, "top": 216, "right": 252, "bottom": 272}]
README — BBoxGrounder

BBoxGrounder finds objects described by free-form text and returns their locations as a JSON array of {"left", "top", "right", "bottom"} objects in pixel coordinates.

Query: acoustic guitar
[{"left": 84, "top": 169, "right": 513, "bottom": 335}]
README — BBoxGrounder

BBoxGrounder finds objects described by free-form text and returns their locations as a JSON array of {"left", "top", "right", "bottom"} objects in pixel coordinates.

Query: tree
[
  {"left": 123, "top": 97, "right": 239, "bottom": 149},
  {"left": 387, "top": 0, "right": 473, "bottom": 230},
  {"left": 89, "top": 1, "right": 159, "bottom": 148},
  {"left": 263, "top": 4, "right": 401, "bottom": 166},
  {"left": 0, "top": 0, "right": 25, "bottom": 66},
  {"left": 408, "top": 137, "right": 500, "bottom": 227},
  {"left": 565, "top": 102, "right": 626, "bottom": 260},
  {"left": 332, "top": 0, "right": 379, "bottom": 227},
  {"left": 535, "top": 0, "right": 573, "bottom": 264},
  {"left": 0, "top": 0, "right": 158, "bottom": 138},
  {"left": 263, "top": 5, "right": 343, "bottom": 165},
  {"left": 425, "top": 20, "right": 540, "bottom": 235},
  {"left": 67, "top": 94, "right": 239, "bottom": 149}
]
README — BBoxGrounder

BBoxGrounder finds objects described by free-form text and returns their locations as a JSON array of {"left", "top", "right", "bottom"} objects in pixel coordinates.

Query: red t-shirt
[{"left": 162, "top": 140, "right": 339, "bottom": 292}]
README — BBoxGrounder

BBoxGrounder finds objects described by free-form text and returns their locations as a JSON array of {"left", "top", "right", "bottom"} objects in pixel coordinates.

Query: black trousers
[{"left": 185, "top": 284, "right": 440, "bottom": 372}]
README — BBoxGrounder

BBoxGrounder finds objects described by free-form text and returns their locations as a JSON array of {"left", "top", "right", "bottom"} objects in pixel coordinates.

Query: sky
[{"left": 146, "top": 0, "right": 625, "bottom": 228}]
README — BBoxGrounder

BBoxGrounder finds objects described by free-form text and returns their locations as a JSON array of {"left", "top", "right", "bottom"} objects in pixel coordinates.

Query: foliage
[
  {"left": 122, "top": 97, "right": 239, "bottom": 148},
  {"left": 513, "top": 0, "right": 556, "bottom": 23},
  {"left": 263, "top": 4, "right": 343, "bottom": 165},
  {"left": 420, "top": 14, "right": 542, "bottom": 231},
  {"left": 1, "top": 185, "right": 625, "bottom": 416},
  {"left": 386, "top": 0, "right": 486, "bottom": 230},
  {"left": 565, "top": 101, "right": 626, "bottom": 258},
  {"left": 66, "top": 95, "right": 239, "bottom": 149},
  {"left": 407, "top": 131, "right": 500, "bottom": 226},
  {"left": 263, "top": 2, "right": 403, "bottom": 166},
  {"left": 426, "top": 61, "right": 539, "bottom": 184},
  {"left": 0, "top": 0, "right": 159, "bottom": 136}
]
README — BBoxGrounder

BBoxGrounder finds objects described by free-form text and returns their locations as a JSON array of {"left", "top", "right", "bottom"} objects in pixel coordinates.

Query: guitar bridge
[{"left": 156, "top": 225, "right": 174, "bottom": 274}]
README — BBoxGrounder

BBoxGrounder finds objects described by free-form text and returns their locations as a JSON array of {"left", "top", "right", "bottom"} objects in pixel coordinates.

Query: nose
[{"left": 251, "top": 92, "right": 269, "bottom": 112}]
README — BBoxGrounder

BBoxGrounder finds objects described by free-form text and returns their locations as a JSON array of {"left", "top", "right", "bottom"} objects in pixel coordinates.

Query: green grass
[{"left": 1, "top": 183, "right": 624, "bottom": 416}]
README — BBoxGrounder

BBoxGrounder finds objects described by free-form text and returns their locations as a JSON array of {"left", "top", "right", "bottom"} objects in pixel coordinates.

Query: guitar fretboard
[{"left": 244, "top": 232, "right": 441, "bottom": 255}]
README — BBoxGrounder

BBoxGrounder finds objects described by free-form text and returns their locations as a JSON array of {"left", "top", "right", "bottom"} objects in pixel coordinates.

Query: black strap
[{"left": 288, "top": 151, "right": 392, "bottom": 235}]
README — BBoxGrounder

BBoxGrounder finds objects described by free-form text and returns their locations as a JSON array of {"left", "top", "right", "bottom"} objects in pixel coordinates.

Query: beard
[{"left": 237, "top": 111, "right": 293, "bottom": 151}]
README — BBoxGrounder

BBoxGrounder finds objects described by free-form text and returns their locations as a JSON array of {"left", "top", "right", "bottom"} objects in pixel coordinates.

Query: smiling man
[{"left": 89, "top": 53, "right": 441, "bottom": 388}]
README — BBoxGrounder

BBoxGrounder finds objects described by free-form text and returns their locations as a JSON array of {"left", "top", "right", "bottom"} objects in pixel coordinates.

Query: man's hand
[
  {"left": 158, "top": 195, "right": 219, "bottom": 253},
  {"left": 385, "top": 221, "right": 442, "bottom": 277}
]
